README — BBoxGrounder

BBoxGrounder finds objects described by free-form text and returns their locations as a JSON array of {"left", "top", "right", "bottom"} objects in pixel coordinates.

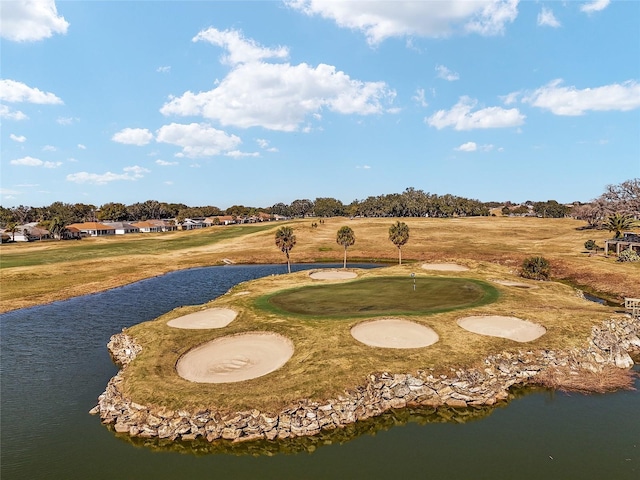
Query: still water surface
[{"left": 1, "top": 264, "right": 638, "bottom": 479}]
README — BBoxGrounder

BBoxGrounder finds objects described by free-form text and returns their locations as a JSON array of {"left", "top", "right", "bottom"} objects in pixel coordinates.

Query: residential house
[
  {"left": 67, "top": 222, "right": 116, "bottom": 237},
  {"left": 131, "top": 221, "right": 162, "bottom": 233},
  {"left": 204, "top": 215, "right": 236, "bottom": 226},
  {"left": 5, "top": 222, "right": 52, "bottom": 242},
  {"left": 148, "top": 219, "right": 178, "bottom": 232},
  {"left": 180, "top": 218, "right": 205, "bottom": 230},
  {"left": 103, "top": 222, "right": 140, "bottom": 235}
]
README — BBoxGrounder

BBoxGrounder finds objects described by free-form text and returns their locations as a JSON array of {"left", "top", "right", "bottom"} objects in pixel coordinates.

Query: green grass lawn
[
  {"left": 258, "top": 277, "right": 499, "bottom": 317},
  {"left": 0, "top": 224, "right": 274, "bottom": 269}
]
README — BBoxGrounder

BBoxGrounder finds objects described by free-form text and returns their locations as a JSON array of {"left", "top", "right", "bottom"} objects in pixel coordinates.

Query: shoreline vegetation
[{"left": 1, "top": 216, "right": 639, "bottom": 314}]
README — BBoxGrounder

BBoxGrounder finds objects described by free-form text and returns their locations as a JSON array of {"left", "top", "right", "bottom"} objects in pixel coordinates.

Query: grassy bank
[
  {"left": 1, "top": 216, "right": 638, "bottom": 313},
  {"left": 121, "top": 262, "right": 619, "bottom": 413}
]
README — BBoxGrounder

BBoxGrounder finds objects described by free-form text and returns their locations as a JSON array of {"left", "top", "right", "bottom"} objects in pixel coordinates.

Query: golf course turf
[{"left": 258, "top": 276, "right": 499, "bottom": 317}]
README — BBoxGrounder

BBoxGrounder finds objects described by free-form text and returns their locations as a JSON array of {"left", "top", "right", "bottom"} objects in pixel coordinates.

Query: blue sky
[{"left": 1, "top": 0, "right": 639, "bottom": 209}]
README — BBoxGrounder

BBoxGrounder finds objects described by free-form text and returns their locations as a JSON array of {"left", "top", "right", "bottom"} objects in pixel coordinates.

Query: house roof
[{"left": 67, "top": 222, "right": 115, "bottom": 230}]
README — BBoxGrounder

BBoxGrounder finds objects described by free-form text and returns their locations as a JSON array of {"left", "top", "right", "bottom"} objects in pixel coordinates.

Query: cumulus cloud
[
  {"left": 155, "top": 159, "right": 179, "bottom": 166},
  {"left": 521, "top": 79, "right": 640, "bottom": 115},
  {"left": 10, "top": 156, "right": 61, "bottom": 168},
  {"left": 0, "top": 0, "right": 69, "bottom": 42},
  {"left": 455, "top": 142, "right": 477, "bottom": 152},
  {"left": 436, "top": 65, "right": 460, "bottom": 81},
  {"left": 456, "top": 142, "right": 495, "bottom": 152},
  {"left": 66, "top": 165, "right": 150, "bottom": 185},
  {"left": 580, "top": 0, "right": 610, "bottom": 14},
  {"left": 0, "top": 104, "right": 28, "bottom": 120},
  {"left": 412, "top": 88, "right": 429, "bottom": 107},
  {"left": 162, "top": 31, "right": 394, "bottom": 131},
  {"left": 427, "top": 96, "right": 525, "bottom": 130},
  {"left": 193, "top": 27, "right": 289, "bottom": 65},
  {"left": 112, "top": 127, "right": 154, "bottom": 146},
  {"left": 537, "top": 7, "right": 561, "bottom": 27},
  {"left": 156, "top": 122, "right": 242, "bottom": 157},
  {"left": 10, "top": 134, "right": 26, "bottom": 142},
  {"left": 0, "top": 79, "right": 63, "bottom": 104},
  {"left": 257, "top": 138, "right": 278, "bottom": 152},
  {"left": 225, "top": 150, "right": 260, "bottom": 158},
  {"left": 287, "top": 0, "right": 519, "bottom": 44}
]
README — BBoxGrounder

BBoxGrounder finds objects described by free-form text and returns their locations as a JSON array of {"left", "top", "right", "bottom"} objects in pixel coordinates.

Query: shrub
[
  {"left": 584, "top": 239, "right": 597, "bottom": 251},
  {"left": 521, "top": 256, "right": 551, "bottom": 280},
  {"left": 617, "top": 248, "right": 640, "bottom": 263}
]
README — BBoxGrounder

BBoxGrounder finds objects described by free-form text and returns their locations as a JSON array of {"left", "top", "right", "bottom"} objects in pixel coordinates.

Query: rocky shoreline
[{"left": 91, "top": 316, "right": 639, "bottom": 444}]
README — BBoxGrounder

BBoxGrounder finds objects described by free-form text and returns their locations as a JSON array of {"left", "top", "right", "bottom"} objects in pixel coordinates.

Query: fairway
[{"left": 260, "top": 276, "right": 499, "bottom": 317}]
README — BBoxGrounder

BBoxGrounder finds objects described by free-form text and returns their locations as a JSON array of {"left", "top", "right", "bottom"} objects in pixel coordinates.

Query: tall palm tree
[
  {"left": 275, "top": 226, "right": 296, "bottom": 273},
  {"left": 605, "top": 213, "right": 637, "bottom": 239},
  {"left": 336, "top": 226, "right": 355, "bottom": 268},
  {"left": 6, "top": 222, "right": 18, "bottom": 242},
  {"left": 389, "top": 221, "right": 410, "bottom": 265}
]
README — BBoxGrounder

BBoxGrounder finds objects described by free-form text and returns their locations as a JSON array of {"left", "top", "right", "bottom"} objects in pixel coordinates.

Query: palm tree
[
  {"left": 47, "top": 216, "right": 67, "bottom": 240},
  {"left": 275, "top": 226, "right": 296, "bottom": 273},
  {"left": 605, "top": 213, "right": 637, "bottom": 239},
  {"left": 336, "top": 226, "right": 355, "bottom": 268},
  {"left": 389, "top": 221, "right": 410, "bottom": 265},
  {"left": 6, "top": 222, "right": 18, "bottom": 242}
]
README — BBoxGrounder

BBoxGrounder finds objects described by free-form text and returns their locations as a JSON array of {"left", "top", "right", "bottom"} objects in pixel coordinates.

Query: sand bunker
[
  {"left": 457, "top": 316, "right": 546, "bottom": 342},
  {"left": 351, "top": 318, "right": 439, "bottom": 349},
  {"left": 167, "top": 308, "right": 237, "bottom": 329},
  {"left": 492, "top": 280, "right": 536, "bottom": 288},
  {"left": 421, "top": 263, "right": 470, "bottom": 272},
  {"left": 309, "top": 270, "right": 358, "bottom": 280},
  {"left": 176, "top": 332, "right": 294, "bottom": 383}
]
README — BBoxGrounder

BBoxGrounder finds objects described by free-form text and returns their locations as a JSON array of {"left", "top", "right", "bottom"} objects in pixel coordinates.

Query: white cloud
[
  {"left": 155, "top": 159, "right": 179, "bottom": 166},
  {"left": 287, "top": 0, "right": 519, "bottom": 44},
  {"left": 456, "top": 142, "right": 477, "bottom": 152},
  {"left": 225, "top": 150, "right": 260, "bottom": 158},
  {"left": 0, "top": 79, "right": 63, "bottom": 104},
  {"left": 193, "top": 27, "right": 289, "bottom": 65},
  {"left": 0, "top": 104, "right": 28, "bottom": 120},
  {"left": 164, "top": 181, "right": 174, "bottom": 185},
  {"left": 10, "top": 134, "right": 26, "bottom": 142},
  {"left": 77, "top": 144, "right": 86, "bottom": 149},
  {"left": 522, "top": 79, "right": 640, "bottom": 115},
  {"left": 156, "top": 122, "right": 242, "bottom": 157},
  {"left": 57, "top": 116, "right": 75, "bottom": 125},
  {"left": 157, "top": 66, "right": 171, "bottom": 73},
  {"left": 42, "top": 145, "right": 56, "bottom": 152},
  {"left": 10, "top": 156, "right": 61, "bottom": 168},
  {"left": 537, "top": 7, "right": 561, "bottom": 27},
  {"left": 427, "top": 96, "right": 525, "bottom": 130},
  {"left": 257, "top": 138, "right": 278, "bottom": 152},
  {"left": 0, "top": 0, "right": 69, "bottom": 42},
  {"left": 412, "top": 89, "right": 429, "bottom": 107},
  {"left": 580, "top": 0, "right": 610, "bottom": 14},
  {"left": 356, "top": 165, "right": 371, "bottom": 169},
  {"left": 161, "top": 61, "right": 394, "bottom": 131},
  {"left": 112, "top": 127, "right": 154, "bottom": 145},
  {"left": 66, "top": 165, "right": 150, "bottom": 185},
  {"left": 436, "top": 65, "right": 460, "bottom": 81}
]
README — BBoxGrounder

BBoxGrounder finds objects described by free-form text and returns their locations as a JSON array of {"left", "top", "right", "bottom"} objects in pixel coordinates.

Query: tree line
[{"left": 1, "top": 180, "right": 637, "bottom": 230}]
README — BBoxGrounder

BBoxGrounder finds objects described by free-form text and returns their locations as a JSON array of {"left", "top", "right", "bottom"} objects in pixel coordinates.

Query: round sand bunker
[
  {"left": 309, "top": 270, "right": 358, "bottom": 280},
  {"left": 176, "top": 332, "right": 294, "bottom": 383},
  {"left": 457, "top": 316, "right": 546, "bottom": 343},
  {"left": 351, "top": 318, "right": 439, "bottom": 349},
  {"left": 421, "top": 263, "right": 469, "bottom": 272},
  {"left": 167, "top": 307, "right": 237, "bottom": 329}
]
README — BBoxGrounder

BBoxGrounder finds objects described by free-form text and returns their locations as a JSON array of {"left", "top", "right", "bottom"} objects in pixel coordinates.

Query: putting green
[{"left": 258, "top": 276, "right": 499, "bottom": 317}]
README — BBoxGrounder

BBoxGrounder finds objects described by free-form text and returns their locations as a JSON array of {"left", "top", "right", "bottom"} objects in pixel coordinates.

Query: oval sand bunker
[
  {"left": 351, "top": 318, "right": 439, "bottom": 349},
  {"left": 176, "top": 332, "right": 294, "bottom": 383},
  {"left": 421, "top": 263, "right": 469, "bottom": 272},
  {"left": 457, "top": 316, "right": 546, "bottom": 343},
  {"left": 309, "top": 270, "right": 358, "bottom": 280},
  {"left": 167, "top": 307, "right": 237, "bottom": 329}
]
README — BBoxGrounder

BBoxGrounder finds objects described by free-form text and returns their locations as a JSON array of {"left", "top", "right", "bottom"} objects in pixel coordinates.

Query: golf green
[{"left": 259, "top": 276, "right": 499, "bottom": 317}]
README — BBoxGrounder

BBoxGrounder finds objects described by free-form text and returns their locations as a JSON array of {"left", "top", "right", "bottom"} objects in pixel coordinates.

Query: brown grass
[
  {"left": 1, "top": 216, "right": 638, "bottom": 313},
  {"left": 533, "top": 365, "right": 638, "bottom": 393}
]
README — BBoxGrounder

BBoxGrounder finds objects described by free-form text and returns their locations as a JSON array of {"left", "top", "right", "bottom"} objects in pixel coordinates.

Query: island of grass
[{"left": 92, "top": 262, "right": 639, "bottom": 445}]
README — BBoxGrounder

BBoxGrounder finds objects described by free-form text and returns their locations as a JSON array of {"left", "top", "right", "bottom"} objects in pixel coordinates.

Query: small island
[{"left": 91, "top": 262, "right": 639, "bottom": 444}]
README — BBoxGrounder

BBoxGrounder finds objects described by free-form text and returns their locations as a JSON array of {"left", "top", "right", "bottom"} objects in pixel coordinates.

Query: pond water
[{"left": 1, "top": 264, "right": 638, "bottom": 480}]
